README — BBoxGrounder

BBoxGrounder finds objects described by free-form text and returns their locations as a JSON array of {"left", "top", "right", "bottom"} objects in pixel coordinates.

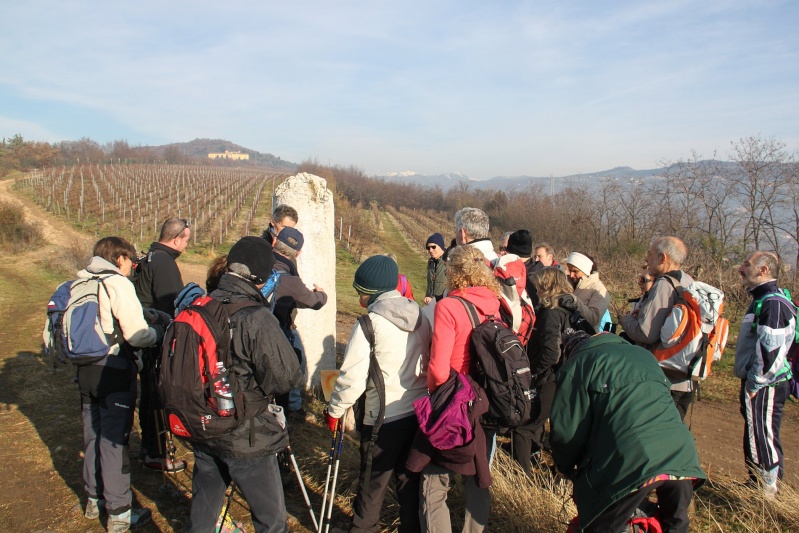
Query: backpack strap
[
  {"left": 451, "top": 296, "right": 482, "bottom": 329},
  {"left": 357, "top": 314, "right": 386, "bottom": 489},
  {"left": 94, "top": 273, "right": 125, "bottom": 350}
]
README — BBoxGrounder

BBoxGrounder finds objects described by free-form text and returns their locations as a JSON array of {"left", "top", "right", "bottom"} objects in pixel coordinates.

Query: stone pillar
[{"left": 274, "top": 173, "right": 336, "bottom": 389}]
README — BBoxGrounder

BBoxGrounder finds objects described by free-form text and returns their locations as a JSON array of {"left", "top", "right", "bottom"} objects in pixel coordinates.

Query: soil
[{"left": 1, "top": 176, "right": 797, "bottom": 532}]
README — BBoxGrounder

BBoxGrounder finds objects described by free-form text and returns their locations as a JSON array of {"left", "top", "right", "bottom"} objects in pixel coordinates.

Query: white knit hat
[{"left": 566, "top": 252, "right": 593, "bottom": 276}]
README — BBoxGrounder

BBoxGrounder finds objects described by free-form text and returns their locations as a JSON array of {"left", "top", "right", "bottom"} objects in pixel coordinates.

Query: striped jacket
[{"left": 734, "top": 280, "right": 795, "bottom": 392}]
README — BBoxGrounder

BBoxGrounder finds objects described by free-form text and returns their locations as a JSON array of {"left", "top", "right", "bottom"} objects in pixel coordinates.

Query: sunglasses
[
  {"left": 499, "top": 246, "right": 508, "bottom": 252},
  {"left": 426, "top": 245, "right": 438, "bottom": 250},
  {"left": 637, "top": 276, "right": 653, "bottom": 284}
]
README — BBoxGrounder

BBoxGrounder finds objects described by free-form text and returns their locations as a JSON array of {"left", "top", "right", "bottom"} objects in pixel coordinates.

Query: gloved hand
[
  {"left": 151, "top": 323, "right": 165, "bottom": 345},
  {"left": 143, "top": 308, "right": 172, "bottom": 327},
  {"left": 559, "top": 294, "right": 578, "bottom": 311},
  {"left": 324, "top": 409, "right": 340, "bottom": 433}
]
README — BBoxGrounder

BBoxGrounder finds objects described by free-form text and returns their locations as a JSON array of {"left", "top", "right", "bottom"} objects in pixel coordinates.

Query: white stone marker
[{"left": 274, "top": 173, "right": 336, "bottom": 389}]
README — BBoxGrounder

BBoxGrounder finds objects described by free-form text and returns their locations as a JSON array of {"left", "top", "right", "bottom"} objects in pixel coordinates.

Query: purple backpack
[{"left": 414, "top": 371, "right": 475, "bottom": 450}]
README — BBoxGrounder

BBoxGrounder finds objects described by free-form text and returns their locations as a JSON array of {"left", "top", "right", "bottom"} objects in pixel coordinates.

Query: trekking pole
[
  {"left": 286, "top": 445, "right": 319, "bottom": 531},
  {"left": 317, "top": 421, "right": 340, "bottom": 533},
  {"left": 220, "top": 481, "right": 238, "bottom": 528},
  {"left": 323, "top": 422, "right": 345, "bottom": 533}
]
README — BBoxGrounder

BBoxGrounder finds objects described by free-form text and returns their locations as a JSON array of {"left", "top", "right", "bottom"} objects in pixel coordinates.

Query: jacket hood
[
  {"left": 449, "top": 286, "right": 501, "bottom": 317},
  {"left": 368, "top": 290, "right": 422, "bottom": 332},
  {"left": 80, "top": 256, "right": 123, "bottom": 277},
  {"left": 575, "top": 271, "right": 600, "bottom": 290}
]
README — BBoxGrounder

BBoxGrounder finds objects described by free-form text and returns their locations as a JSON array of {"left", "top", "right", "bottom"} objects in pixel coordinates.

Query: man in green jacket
[{"left": 550, "top": 333, "right": 705, "bottom": 533}]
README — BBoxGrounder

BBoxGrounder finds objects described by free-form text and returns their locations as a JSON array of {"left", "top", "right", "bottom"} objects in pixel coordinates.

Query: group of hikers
[{"left": 45, "top": 203, "right": 795, "bottom": 533}]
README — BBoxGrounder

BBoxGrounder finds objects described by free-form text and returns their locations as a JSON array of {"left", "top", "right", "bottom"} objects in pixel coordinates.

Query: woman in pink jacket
[{"left": 421, "top": 245, "right": 501, "bottom": 533}]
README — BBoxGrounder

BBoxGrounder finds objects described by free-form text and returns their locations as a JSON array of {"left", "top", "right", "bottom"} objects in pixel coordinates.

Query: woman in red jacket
[{"left": 420, "top": 245, "right": 501, "bottom": 533}]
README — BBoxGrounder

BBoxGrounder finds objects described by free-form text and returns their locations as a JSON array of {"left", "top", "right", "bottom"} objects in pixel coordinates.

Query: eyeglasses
[
  {"left": 182, "top": 219, "right": 190, "bottom": 228},
  {"left": 637, "top": 276, "right": 653, "bottom": 284},
  {"left": 426, "top": 245, "right": 438, "bottom": 250},
  {"left": 499, "top": 246, "right": 507, "bottom": 252}
]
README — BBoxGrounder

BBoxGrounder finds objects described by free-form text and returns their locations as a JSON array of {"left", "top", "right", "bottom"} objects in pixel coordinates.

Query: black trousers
[
  {"left": 138, "top": 347, "right": 165, "bottom": 458},
  {"left": 670, "top": 388, "right": 695, "bottom": 422},
  {"left": 583, "top": 479, "right": 694, "bottom": 533},
  {"left": 512, "top": 380, "right": 556, "bottom": 475},
  {"left": 351, "top": 416, "right": 421, "bottom": 533}
]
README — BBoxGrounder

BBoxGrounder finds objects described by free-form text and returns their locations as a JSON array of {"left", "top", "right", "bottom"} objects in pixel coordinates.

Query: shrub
[{"left": 0, "top": 201, "right": 43, "bottom": 252}]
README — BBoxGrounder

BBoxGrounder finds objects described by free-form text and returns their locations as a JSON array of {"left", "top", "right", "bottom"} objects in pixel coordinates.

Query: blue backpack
[
  {"left": 260, "top": 269, "right": 282, "bottom": 311},
  {"left": 44, "top": 273, "right": 123, "bottom": 366}
]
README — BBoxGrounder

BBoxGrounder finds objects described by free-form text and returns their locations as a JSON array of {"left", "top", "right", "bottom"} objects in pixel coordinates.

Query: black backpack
[
  {"left": 157, "top": 295, "right": 270, "bottom": 445},
  {"left": 454, "top": 297, "right": 537, "bottom": 429}
]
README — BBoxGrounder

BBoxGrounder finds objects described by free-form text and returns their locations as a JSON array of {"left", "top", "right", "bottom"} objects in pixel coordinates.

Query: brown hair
[
  {"left": 159, "top": 217, "right": 190, "bottom": 242},
  {"left": 446, "top": 245, "right": 501, "bottom": 296},
  {"left": 206, "top": 254, "right": 228, "bottom": 293},
  {"left": 532, "top": 267, "right": 573, "bottom": 308},
  {"left": 93, "top": 236, "right": 136, "bottom": 268}
]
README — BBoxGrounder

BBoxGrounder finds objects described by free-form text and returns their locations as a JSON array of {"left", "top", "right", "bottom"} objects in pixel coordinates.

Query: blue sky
[{"left": 1, "top": 1, "right": 797, "bottom": 179}]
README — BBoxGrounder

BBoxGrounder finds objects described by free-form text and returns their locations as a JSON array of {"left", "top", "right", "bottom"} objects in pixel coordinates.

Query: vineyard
[{"left": 13, "top": 164, "right": 288, "bottom": 251}]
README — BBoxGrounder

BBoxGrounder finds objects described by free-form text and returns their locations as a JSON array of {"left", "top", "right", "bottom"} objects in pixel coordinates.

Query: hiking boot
[
  {"left": 143, "top": 455, "right": 186, "bottom": 473},
  {"left": 85, "top": 497, "right": 106, "bottom": 519},
  {"left": 107, "top": 507, "right": 152, "bottom": 532}
]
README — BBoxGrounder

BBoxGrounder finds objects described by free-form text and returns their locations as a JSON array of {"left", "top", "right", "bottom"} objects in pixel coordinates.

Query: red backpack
[
  {"left": 157, "top": 295, "right": 267, "bottom": 443},
  {"left": 492, "top": 254, "right": 536, "bottom": 346}
]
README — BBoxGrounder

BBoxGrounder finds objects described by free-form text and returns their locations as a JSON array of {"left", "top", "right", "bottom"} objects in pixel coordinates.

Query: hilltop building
[{"left": 208, "top": 150, "right": 250, "bottom": 160}]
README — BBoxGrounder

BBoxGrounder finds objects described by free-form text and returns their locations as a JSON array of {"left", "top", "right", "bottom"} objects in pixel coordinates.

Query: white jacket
[
  {"left": 574, "top": 272, "right": 611, "bottom": 331},
  {"left": 328, "top": 291, "right": 431, "bottom": 425}
]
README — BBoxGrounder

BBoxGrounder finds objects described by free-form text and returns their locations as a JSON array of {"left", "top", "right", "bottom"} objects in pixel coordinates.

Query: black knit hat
[
  {"left": 353, "top": 255, "right": 398, "bottom": 295},
  {"left": 426, "top": 232, "right": 446, "bottom": 250},
  {"left": 507, "top": 229, "right": 533, "bottom": 257},
  {"left": 227, "top": 236, "right": 274, "bottom": 285}
]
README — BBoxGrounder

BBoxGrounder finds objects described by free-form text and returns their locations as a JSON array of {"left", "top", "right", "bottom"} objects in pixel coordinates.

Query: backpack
[
  {"left": 44, "top": 273, "right": 124, "bottom": 366},
  {"left": 455, "top": 296, "right": 537, "bottom": 428},
  {"left": 349, "top": 315, "right": 387, "bottom": 487},
  {"left": 174, "top": 282, "right": 206, "bottom": 316},
  {"left": 653, "top": 276, "right": 729, "bottom": 381},
  {"left": 566, "top": 511, "right": 662, "bottom": 533},
  {"left": 414, "top": 370, "right": 475, "bottom": 450},
  {"left": 492, "top": 254, "right": 536, "bottom": 346},
  {"left": 751, "top": 288, "right": 799, "bottom": 400},
  {"left": 260, "top": 269, "right": 282, "bottom": 311},
  {"left": 157, "top": 295, "right": 266, "bottom": 443}
]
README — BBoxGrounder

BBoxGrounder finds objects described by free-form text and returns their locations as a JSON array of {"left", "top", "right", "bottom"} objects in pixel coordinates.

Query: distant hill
[
  {"left": 136, "top": 138, "right": 297, "bottom": 170},
  {"left": 373, "top": 161, "right": 737, "bottom": 192}
]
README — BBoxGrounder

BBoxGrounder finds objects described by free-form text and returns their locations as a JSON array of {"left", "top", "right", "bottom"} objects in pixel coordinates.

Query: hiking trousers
[
  {"left": 189, "top": 448, "right": 287, "bottom": 533},
  {"left": 78, "top": 360, "right": 138, "bottom": 515},
  {"left": 582, "top": 479, "right": 693, "bottom": 533},
  {"left": 352, "top": 416, "right": 421, "bottom": 533},
  {"left": 138, "top": 347, "right": 165, "bottom": 459},
  {"left": 512, "top": 380, "right": 556, "bottom": 474},
  {"left": 740, "top": 379, "right": 790, "bottom": 480}
]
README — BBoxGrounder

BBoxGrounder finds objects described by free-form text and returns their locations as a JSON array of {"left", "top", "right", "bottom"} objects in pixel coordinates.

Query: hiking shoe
[
  {"left": 107, "top": 507, "right": 152, "bottom": 532},
  {"left": 85, "top": 497, "right": 105, "bottom": 519},
  {"left": 143, "top": 455, "right": 186, "bottom": 473}
]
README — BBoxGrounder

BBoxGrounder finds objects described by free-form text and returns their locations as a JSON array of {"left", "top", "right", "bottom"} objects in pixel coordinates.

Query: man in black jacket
[
  {"left": 271, "top": 227, "right": 328, "bottom": 418},
  {"left": 134, "top": 217, "right": 191, "bottom": 472},
  {"left": 189, "top": 236, "right": 303, "bottom": 533}
]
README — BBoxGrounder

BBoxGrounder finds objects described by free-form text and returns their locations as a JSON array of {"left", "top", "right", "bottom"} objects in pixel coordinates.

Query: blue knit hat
[
  {"left": 426, "top": 232, "right": 446, "bottom": 250},
  {"left": 353, "top": 255, "right": 398, "bottom": 295}
]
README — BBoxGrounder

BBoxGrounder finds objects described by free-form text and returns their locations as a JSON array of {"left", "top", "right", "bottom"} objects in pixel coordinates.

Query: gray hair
[
  {"left": 227, "top": 262, "right": 252, "bottom": 279},
  {"left": 159, "top": 217, "right": 189, "bottom": 242},
  {"left": 273, "top": 239, "right": 299, "bottom": 259},
  {"left": 455, "top": 207, "right": 490, "bottom": 240},
  {"left": 652, "top": 236, "right": 687, "bottom": 267},
  {"left": 751, "top": 251, "right": 780, "bottom": 278},
  {"left": 500, "top": 231, "right": 513, "bottom": 245}
]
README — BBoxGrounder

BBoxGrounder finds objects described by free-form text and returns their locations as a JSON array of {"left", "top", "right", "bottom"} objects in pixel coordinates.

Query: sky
[{"left": 1, "top": 1, "right": 797, "bottom": 180}]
